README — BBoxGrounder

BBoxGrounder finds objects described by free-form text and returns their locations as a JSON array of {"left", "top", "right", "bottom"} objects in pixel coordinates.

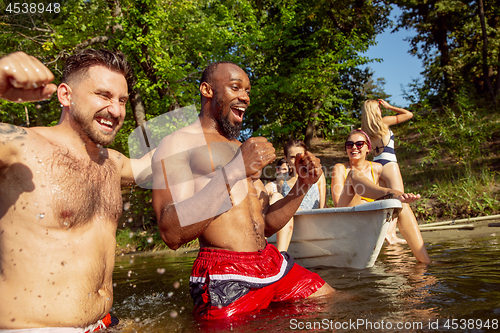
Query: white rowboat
[{"left": 267, "top": 199, "right": 403, "bottom": 269}]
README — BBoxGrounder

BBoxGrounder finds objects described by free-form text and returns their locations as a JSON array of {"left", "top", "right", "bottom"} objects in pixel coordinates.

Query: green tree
[
  {"left": 242, "top": 0, "right": 391, "bottom": 148},
  {"left": 1, "top": 0, "right": 393, "bottom": 152},
  {"left": 392, "top": 0, "right": 500, "bottom": 106}
]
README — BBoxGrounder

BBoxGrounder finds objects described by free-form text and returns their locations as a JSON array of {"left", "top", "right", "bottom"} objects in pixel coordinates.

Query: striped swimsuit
[{"left": 373, "top": 129, "right": 397, "bottom": 166}]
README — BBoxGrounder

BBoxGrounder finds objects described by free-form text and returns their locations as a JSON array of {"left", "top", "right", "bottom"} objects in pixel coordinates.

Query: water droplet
[
  {"left": 96, "top": 144, "right": 101, "bottom": 148},
  {"left": 38, "top": 159, "right": 42, "bottom": 163},
  {"left": 170, "top": 310, "right": 178, "bottom": 318},
  {"left": 173, "top": 281, "right": 180, "bottom": 289},
  {"left": 37, "top": 213, "right": 45, "bottom": 219},
  {"left": 24, "top": 68, "right": 28, "bottom": 72},
  {"left": 167, "top": 292, "right": 173, "bottom": 297},
  {"left": 33, "top": 83, "right": 38, "bottom": 88},
  {"left": 134, "top": 317, "right": 140, "bottom": 323},
  {"left": 132, "top": 285, "right": 136, "bottom": 288},
  {"left": 36, "top": 104, "right": 42, "bottom": 109},
  {"left": 113, "top": 283, "right": 117, "bottom": 288},
  {"left": 123, "top": 202, "right": 131, "bottom": 211},
  {"left": 17, "top": 98, "right": 23, "bottom": 102},
  {"left": 147, "top": 237, "right": 153, "bottom": 244},
  {"left": 157, "top": 268, "right": 165, "bottom": 274},
  {"left": 128, "top": 232, "right": 134, "bottom": 238},
  {"left": 35, "top": 68, "right": 40, "bottom": 72},
  {"left": 127, "top": 218, "right": 133, "bottom": 223},
  {"left": 34, "top": 203, "right": 38, "bottom": 207}
]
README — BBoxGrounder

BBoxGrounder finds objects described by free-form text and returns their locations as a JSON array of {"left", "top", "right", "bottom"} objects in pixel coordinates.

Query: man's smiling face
[
  {"left": 68, "top": 65, "right": 128, "bottom": 146},
  {"left": 210, "top": 63, "right": 250, "bottom": 139}
]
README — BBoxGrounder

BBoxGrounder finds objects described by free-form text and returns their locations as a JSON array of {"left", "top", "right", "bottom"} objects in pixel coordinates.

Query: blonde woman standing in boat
[{"left": 362, "top": 99, "right": 431, "bottom": 264}]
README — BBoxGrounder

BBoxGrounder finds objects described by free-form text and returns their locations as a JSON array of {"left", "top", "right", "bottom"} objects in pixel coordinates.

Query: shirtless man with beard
[
  {"left": 152, "top": 61, "right": 336, "bottom": 319},
  {"left": 0, "top": 50, "right": 150, "bottom": 332}
]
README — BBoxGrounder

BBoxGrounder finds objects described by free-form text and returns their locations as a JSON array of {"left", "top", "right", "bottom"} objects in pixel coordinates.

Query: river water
[{"left": 109, "top": 233, "right": 500, "bottom": 332}]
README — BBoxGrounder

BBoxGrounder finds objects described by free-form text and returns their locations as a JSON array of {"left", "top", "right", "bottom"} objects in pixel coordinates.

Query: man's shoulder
[
  {"left": 0, "top": 123, "right": 29, "bottom": 140},
  {"left": 153, "top": 123, "right": 206, "bottom": 162},
  {"left": 0, "top": 124, "right": 54, "bottom": 168},
  {"left": 106, "top": 148, "right": 128, "bottom": 166}
]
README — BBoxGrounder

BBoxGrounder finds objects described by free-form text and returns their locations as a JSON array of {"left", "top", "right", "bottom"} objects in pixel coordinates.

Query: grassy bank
[{"left": 116, "top": 100, "right": 500, "bottom": 254}]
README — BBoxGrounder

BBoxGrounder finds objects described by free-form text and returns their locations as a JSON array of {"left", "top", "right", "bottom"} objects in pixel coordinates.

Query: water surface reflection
[{"left": 110, "top": 235, "right": 499, "bottom": 332}]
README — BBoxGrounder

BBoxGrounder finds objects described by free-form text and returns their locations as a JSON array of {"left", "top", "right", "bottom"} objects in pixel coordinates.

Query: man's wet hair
[
  {"left": 62, "top": 49, "right": 131, "bottom": 85},
  {"left": 200, "top": 61, "right": 240, "bottom": 86}
]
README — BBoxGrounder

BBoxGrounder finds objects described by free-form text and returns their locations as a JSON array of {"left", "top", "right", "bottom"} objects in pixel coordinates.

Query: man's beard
[
  {"left": 73, "top": 109, "right": 120, "bottom": 146},
  {"left": 215, "top": 94, "right": 241, "bottom": 140}
]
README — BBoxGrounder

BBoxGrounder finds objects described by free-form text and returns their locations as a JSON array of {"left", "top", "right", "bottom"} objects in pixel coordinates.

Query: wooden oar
[
  {"left": 419, "top": 224, "right": 475, "bottom": 231},
  {"left": 418, "top": 214, "right": 500, "bottom": 228}
]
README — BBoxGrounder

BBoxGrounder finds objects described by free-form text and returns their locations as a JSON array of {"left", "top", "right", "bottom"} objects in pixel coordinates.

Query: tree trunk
[
  {"left": 107, "top": 0, "right": 148, "bottom": 126},
  {"left": 304, "top": 101, "right": 322, "bottom": 150},
  {"left": 434, "top": 15, "right": 456, "bottom": 101},
  {"left": 495, "top": 47, "right": 500, "bottom": 99},
  {"left": 129, "top": 73, "right": 147, "bottom": 127},
  {"left": 477, "top": 0, "right": 497, "bottom": 106}
]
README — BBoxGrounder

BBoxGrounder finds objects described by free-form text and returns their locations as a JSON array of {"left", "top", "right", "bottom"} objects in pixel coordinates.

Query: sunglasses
[{"left": 345, "top": 141, "right": 366, "bottom": 150}]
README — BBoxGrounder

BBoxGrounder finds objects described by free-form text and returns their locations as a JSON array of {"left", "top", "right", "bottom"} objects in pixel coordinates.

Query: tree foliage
[
  {"left": 0, "top": 0, "right": 391, "bottom": 153},
  {"left": 392, "top": 0, "right": 500, "bottom": 107}
]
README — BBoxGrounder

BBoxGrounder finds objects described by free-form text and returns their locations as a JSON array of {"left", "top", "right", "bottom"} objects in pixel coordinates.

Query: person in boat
[
  {"left": 331, "top": 129, "right": 384, "bottom": 207},
  {"left": 264, "top": 158, "right": 289, "bottom": 197},
  {"left": 151, "top": 61, "right": 338, "bottom": 320},
  {"left": 330, "top": 130, "right": 422, "bottom": 205},
  {"left": 361, "top": 99, "right": 431, "bottom": 264},
  {"left": 271, "top": 140, "right": 327, "bottom": 252},
  {"left": 0, "top": 50, "right": 152, "bottom": 331}
]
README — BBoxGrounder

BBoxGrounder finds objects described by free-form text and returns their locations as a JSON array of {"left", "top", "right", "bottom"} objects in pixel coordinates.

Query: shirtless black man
[{"left": 152, "top": 62, "right": 335, "bottom": 319}]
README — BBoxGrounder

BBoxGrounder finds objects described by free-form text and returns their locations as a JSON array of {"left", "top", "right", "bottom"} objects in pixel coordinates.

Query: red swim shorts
[{"left": 189, "top": 243, "right": 325, "bottom": 319}]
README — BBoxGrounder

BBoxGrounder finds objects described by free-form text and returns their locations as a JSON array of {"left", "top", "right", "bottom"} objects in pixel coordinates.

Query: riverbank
[{"left": 419, "top": 216, "right": 500, "bottom": 243}]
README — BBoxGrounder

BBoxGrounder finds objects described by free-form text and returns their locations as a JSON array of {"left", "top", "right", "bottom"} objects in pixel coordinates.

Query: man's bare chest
[
  {"left": 189, "top": 141, "right": 240, "bottom": 176},
  {"left": 1, "top": 145, "right": 122, "bottom": 229}
]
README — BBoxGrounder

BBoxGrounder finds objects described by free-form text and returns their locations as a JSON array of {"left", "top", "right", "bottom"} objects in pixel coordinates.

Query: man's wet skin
[{"left": 0, "top": 58, "right": 133, "bottom": 329}]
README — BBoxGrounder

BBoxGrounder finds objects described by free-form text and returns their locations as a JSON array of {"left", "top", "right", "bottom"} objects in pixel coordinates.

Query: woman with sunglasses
[
  {"left": 361, "top": 100, "right": 431, "bottom": 264},
  {"left": 331, "top": 129, "right": 430, "bottom": 264},
  {"left": 331, "top": 130, "right": 383, "bottom": 207}
]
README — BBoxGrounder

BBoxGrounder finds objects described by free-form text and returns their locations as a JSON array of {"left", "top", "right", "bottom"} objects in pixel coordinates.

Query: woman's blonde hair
[{"left": 361, "top": 100, "right": 389, "bottom": 139}]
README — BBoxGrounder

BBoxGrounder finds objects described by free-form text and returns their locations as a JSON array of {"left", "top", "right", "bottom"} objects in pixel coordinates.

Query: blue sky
[{"left": 362, "top": 8, "right": 424, "bottom": 107}]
